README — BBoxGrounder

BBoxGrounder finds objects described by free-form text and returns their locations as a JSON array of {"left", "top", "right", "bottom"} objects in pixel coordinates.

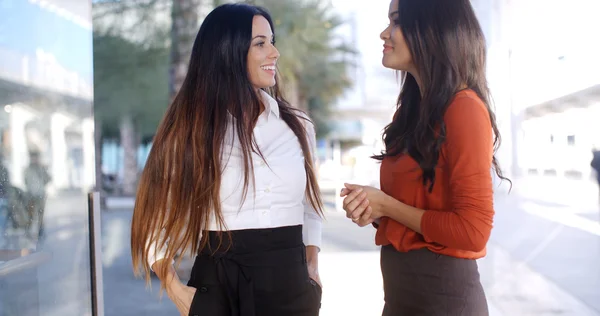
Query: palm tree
[
  {"left": 249, "top": 0, "right": 356, "bottom": 137},
  {"left": 170, "top": 0, "right": 202, "bottom": 100},
  {"left": 93, "top": 1, "right": 171, "bottom": 197}
]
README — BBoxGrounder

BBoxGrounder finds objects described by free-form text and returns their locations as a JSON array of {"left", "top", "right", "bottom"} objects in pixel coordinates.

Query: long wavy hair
[
  {"left": 373, "top": 0, "right": 510, "bottom": 191},
  {"left": 131, "top": 3, "right": 323, "bottom": 284}
]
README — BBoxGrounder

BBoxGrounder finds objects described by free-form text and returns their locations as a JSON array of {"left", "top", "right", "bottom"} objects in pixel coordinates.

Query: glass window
[{"left": 0, "top": 1, "right": 95, "bottom": 315}]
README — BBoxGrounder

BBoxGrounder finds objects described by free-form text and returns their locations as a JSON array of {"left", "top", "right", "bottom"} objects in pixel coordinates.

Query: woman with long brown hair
[
  {"left": 130, "top": 3, "right": 323, "bottom": 316},
  {"left": 341, "top": 0, "right": 510, "bottom": 314}
]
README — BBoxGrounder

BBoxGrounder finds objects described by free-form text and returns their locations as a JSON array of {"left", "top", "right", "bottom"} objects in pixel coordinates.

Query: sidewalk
[
  {"left": 479, "top": 242, "right": 599, "bottom": 316},
  {"left": 488, "top": 176, "right": 600, "bottom": 315}
]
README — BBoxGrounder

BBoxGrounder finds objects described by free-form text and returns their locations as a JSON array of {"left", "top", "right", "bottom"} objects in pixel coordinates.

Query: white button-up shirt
[{"left": 148, "top": 90, "right": 322, "bottom": 267}]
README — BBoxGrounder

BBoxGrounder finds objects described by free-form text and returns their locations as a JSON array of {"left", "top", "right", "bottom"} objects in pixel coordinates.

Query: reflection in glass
[{"left": 0, "top": 0, "right": 95, "bottom": 315}]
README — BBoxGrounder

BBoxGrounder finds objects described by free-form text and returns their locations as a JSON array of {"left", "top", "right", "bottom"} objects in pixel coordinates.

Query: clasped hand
[{"left": 339, "top": 183, "right": 388, "bottom": 227}]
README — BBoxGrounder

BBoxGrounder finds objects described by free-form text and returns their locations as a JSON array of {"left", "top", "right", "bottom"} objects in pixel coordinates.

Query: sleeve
[
  {"left": 420, "top": 96, "right": 495, "bottom": 252},
  {"left": 302, "top": 118, "right": 323, "bottom": 250},
  {"left": 146, "top": 204, "right": 184, "bottom": 270},
  {"left": 146, "top": 228, "right": 171, "bottom": 271}
]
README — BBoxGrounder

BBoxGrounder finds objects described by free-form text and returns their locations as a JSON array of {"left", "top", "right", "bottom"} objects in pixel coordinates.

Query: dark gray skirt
[{"left": 380, "top": 245, "right": 489, "bottom": 316}]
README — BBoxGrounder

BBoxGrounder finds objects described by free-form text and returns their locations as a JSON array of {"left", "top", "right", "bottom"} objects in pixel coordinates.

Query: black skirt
[
  {"left": 187, "top": 225, "right": 322, "bottom": 316},
  {"left": 380, "top": 245, "right": 489, "bottom": 316}
]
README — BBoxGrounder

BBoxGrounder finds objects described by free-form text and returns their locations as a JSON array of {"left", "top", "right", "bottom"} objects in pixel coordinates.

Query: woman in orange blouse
[{"left": 341, "top": 0, "right": 510, "bottom": 315}]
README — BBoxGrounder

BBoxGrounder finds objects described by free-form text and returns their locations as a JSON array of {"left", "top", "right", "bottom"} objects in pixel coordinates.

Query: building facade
[
  {"left": 323, "top": 0, "right": 600, "bottom": 186},
  {"left": 479, "top": 0, "right": 600, "bottom": 180}
]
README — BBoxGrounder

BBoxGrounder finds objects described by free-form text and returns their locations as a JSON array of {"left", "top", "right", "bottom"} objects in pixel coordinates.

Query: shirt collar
[{"left": 259, "top": 89, "right": 280, "bottom": 120}]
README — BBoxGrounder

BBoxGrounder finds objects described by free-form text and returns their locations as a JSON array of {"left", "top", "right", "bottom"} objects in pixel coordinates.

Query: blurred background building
[{"left": 323, "top": 0, "right": 600, "bottom": 187}]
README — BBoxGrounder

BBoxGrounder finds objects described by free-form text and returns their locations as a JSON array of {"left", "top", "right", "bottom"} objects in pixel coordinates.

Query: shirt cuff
[
  {"left": 146, "top": 229, "right": 173, "bottom": 271},
  {"left": 147, "top": 245, "right": 169, "bottom": 271},
  {"left": 303, "top": 215, "right": 322, "bottom": 250}
]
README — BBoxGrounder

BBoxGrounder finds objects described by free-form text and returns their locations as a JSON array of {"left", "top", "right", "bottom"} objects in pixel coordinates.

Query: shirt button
[{"left": 265, "top": 188, "right": 270, "bottom": 193}]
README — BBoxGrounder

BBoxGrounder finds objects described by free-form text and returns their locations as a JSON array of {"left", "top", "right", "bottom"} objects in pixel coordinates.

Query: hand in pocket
[{"left": 167, "top": 281, "right": 197, "bottom": 316}]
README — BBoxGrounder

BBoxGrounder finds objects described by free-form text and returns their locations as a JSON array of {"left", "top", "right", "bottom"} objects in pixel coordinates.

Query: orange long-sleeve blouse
[{"left": 376, "top": 89, "right": 495, "bottom": 259}]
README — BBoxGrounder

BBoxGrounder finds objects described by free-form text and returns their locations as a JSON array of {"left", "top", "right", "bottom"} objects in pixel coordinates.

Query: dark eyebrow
[
  {"left": 389, "top": 11, "right": 399, "bottom": 19},
  {"left": 252, "top": 34, "right": 273, "bottom": 40}
]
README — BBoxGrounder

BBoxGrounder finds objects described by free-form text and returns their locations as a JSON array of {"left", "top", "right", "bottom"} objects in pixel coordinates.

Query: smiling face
[
  {"left": 380, "top": 0, "right": 414, "bottom": 72},
  {"left": 247, "top": 15, "right": 280, "bottom": 90}
]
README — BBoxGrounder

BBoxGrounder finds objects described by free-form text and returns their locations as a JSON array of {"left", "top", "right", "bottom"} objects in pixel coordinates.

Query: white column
[
  {"left": 50, "top": 112, "right": 74, "bottom": 192},
  {"left": 9, "top": 104, "right": 37, "bottom": 189}
]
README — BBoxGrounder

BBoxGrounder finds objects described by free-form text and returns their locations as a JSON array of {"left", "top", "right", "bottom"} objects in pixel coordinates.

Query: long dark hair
[
  {"left": 131, "top": 3, "right": 323, "bottom": 284},
  {"left": 373, "top": 0, "right": 509, "bottom": 191}
]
